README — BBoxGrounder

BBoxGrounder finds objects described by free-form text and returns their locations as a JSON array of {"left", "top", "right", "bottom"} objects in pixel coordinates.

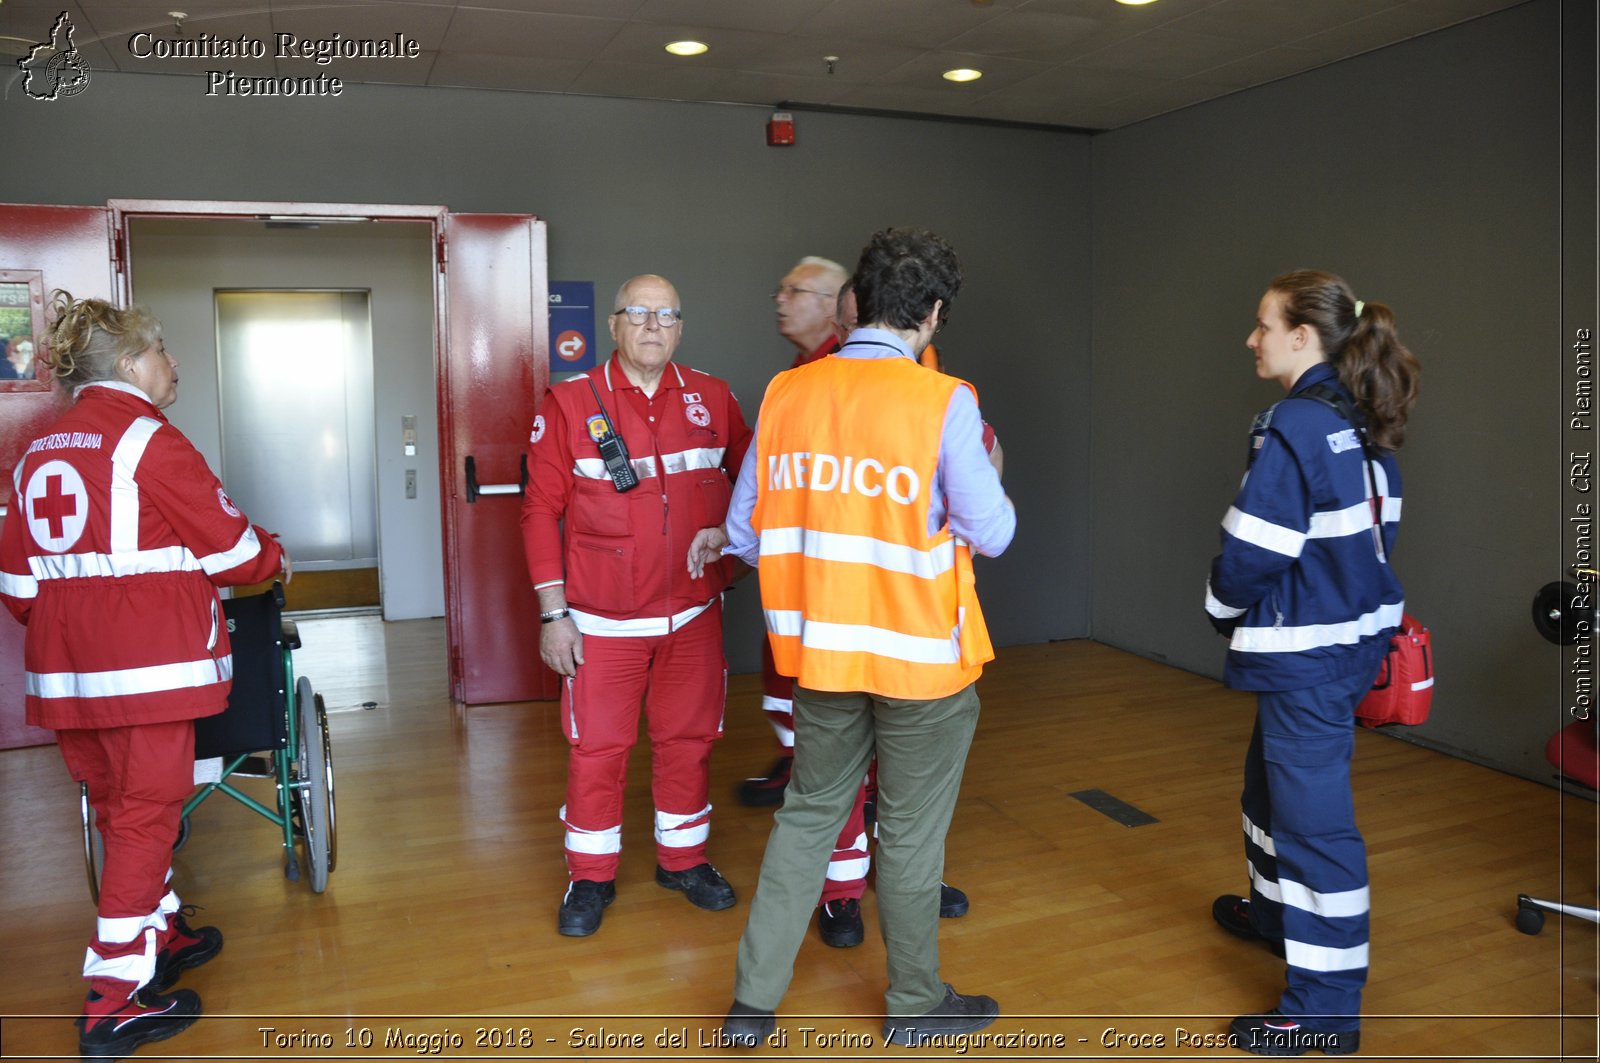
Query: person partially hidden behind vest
[
  {"left": 0, "top": 291, "right": 289, "bottom": 1062},
  {"left": 523, "top": 274, "right": 752, "bottom": 937},
  {"left": 689, "top": 228, "right": 1015, "bottom": 1047}
]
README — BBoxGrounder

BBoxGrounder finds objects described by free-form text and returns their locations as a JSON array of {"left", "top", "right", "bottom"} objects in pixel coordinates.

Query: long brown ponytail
[{"left": 1270, "top": 269, "right": 1420, "bottom": 451}]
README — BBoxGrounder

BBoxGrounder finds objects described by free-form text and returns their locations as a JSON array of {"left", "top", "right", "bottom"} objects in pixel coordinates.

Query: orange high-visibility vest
[{"left": 752, "top": 354, "right": 993, "bottom": 700}]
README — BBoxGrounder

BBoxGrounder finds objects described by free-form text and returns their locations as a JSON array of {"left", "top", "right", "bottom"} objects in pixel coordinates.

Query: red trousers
[
  {"left": 762, "top": 638, "right": 871, "bottom": 904},
  {"left": 561, "top": 601, "right": 726, "bottom": 882},
  {"left": 58, "top": 720, "right": 194, "bottom": 998}
]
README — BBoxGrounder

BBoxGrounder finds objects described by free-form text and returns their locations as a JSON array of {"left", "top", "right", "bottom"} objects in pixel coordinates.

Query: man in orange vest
[{"left": 693, "top": 229, "right": 1015, "bottom": 1047}]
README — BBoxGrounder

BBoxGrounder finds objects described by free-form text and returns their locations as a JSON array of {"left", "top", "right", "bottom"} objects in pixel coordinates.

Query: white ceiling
[{"left": 2, "top": 0, "right": 1529, "bottom": 130}]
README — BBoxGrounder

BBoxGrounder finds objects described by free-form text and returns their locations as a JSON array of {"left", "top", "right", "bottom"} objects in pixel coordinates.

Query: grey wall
[
  {"left": 0, "top": 72, "right": 1093, "bottom": 672},
  {"left": 1090, "top": 0, "right": 1566, "bottom": 781},
  {"left": 127, "top": 220, "right": 443, "bottom": 621}
]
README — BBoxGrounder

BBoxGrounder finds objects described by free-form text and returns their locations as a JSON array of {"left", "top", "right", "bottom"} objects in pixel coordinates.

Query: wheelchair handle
[{"left": 465, "top": 453, "right": 528, "bottom": 503}]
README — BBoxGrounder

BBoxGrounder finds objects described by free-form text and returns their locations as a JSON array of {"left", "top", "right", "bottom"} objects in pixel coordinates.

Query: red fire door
[
  {"left": 0, "top": 204, "right": 115, "bottom": 748},
  {"left": 438, "top": 213, "right": 558, "bottom": 704}
]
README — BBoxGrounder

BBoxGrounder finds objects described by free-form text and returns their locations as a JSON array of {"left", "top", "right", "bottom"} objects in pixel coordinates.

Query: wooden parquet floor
[{"left": 0, "top": 622, "right": 1594, "bottom": 1060}]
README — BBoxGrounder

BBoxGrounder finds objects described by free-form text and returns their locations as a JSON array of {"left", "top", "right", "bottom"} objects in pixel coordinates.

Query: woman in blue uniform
[{"left": 1203, "top": 269, "right": 1420, "bottom": 1056}]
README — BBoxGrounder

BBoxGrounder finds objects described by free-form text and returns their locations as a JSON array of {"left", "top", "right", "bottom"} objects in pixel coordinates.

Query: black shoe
[
  {"left": 720, "top": 1001, "right": 775, "bottom": 1048},
  {"left": 1230, "top": 1011, "right": 1359, "bottom": 1056},
  {"left": 939, "top": 882, "right": 969, "bottom": 918},
  {"left": 558, "top": 879, "right": 616, "bottom": 937},
  {"left": 151, "top": 910, "right": 223, "bottom": 993},
  {"left": 882, "top": 983, "right": 999, "bottom": 1047},
  {"left": 79, "top": 987, "right": 201, "bottom": 1062},
  {"left": 1212, "top": 894, "right": 1285, "bottom": 957},
  {"left": 818, "top": 898, "right": 864, "bottom": 948},
  {"left": 737, "top": 757, "right": 792, "bottom": 807},
  {"left": 656, "top": 863, "right": 735, "bottom": 911}
]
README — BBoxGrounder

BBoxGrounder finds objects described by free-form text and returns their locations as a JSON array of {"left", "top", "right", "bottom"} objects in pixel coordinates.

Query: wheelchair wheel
[
  {"left": 295, "top": 676, "right": 332, "bottom": 892},
  {"left": 1515, "top": 895, "right": 1546, "bottom": 935},
  {"left": 317, "top": 692, "right": 339, "bottom": 873},
  {"left": 81, "top": 787, "right": 195, "bottom": 905},
  {"left": 81, "top": 783, "right": 102, "bottom": 905}
]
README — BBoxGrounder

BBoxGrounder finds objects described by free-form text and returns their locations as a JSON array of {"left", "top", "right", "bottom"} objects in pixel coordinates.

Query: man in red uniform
[
  {"left": 739, "top": 257, "right": 849, "bottom": 808},
  {"left": 522, "top": 274, "right": 751, "bottom": 937}
]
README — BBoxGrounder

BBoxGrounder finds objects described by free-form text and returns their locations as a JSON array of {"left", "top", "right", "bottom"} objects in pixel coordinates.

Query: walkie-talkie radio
[{"left": 586, "top": 379, "right": 638, "bottom": 493}]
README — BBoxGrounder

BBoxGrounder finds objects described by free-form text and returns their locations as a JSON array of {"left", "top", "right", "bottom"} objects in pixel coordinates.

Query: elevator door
[{"left": 216, "top": 290, "right": 378, "bottom": 602}]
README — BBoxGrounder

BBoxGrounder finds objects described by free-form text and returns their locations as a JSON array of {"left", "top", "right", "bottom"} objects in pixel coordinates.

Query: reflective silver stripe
[
  {"left": 109, "top": 417, "right": 162, "bottom": 554},
  {"left": 28, "top": 654, "right": 233, "bottom": 700},
  {"left": 1222, "top": 505, "right": 1305, "bottom": 558},
  {"left": 1230, "top": 601, "right": 1405, "bottom": 654},
  {"left": 569, "top": 600, "right": 710, "bottom": 637},
  {"left": 1284, "top": 939, "right": 1369, "bottom": 972},
  {"left": 1279, "top": 877, "right": 1369, "bottom": 919},
  {"left": 825, "top": 855, "right": 871, "bottom": 881},
  {"left": 1308, "top": 494, "right": 1403, "bottom": 539},
  {"left": 197, "top": 524, "right": 264, "bottom": 576},
  {"left": 1243, "top": 811, "right": 1276, "bottom": 856},
  {"left": 1205, "top": 579, "right": 1246, "bottom": 619},
  {"left": 1248, "top": 861, "right": 1281, "bottom": 901},
  {"left": 760, "top": 526, "right": 955, "bottom": 580},
  {"left": 28, "top": 545, "right": 201, "bottom": 581},
  {"left": 0, "top": 570, "right": 38, "bottom": 599},
  {"left": 572, "top": 446, "right": 726, "bottom": 483},
  {"left": 654, "top": 804, "right": 711, "bottom": 849},
  {"left": 764, "top": 608, "right": 960, "bottom": 665},
  {"left": 560, "top": 805, "right": 622, "bottom": 855}
]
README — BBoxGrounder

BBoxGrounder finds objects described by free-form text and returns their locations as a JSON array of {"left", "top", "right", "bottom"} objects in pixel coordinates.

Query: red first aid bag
[{"left": 1356, "top": 614, "right": 1433, "bottom": 728}]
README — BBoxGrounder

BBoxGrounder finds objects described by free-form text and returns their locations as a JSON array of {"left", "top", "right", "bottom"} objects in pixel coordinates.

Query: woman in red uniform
[{"left": 0, "top": 291, "right": 288, "bottom": 1061}]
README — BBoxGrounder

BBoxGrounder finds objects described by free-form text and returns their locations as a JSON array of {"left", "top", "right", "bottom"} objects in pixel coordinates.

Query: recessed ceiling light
[
  {"left": 942, "top": 68, "right": 983, "bottom": 83},
  {"left": 665, "top": 40, "right": 709, "bottom": 56},
  {"left": 1116, "top": 0, "right": 1161, "bottom": 6}
]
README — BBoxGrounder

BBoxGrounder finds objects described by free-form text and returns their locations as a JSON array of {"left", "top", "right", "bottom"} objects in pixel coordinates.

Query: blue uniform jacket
[{"left": 1205, "top": 363, "right": 1404, "bottom": 692}]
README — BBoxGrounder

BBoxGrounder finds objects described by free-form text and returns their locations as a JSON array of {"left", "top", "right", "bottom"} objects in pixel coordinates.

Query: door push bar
[{"left": 465, "top": 453, "right": 529, "bottom": 503}]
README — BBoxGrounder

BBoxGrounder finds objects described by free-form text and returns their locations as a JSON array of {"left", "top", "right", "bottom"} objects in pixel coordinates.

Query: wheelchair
[
  {"left": 81, "top": 582, "right": 337, "bottom": 899},
  {"left": 1518, "top": 566, "right": 1600, "bottom": 934}
]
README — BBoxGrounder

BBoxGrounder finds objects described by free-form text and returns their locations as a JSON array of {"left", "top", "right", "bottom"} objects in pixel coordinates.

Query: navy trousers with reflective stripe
[{"left": 1240, "top": 661, "right": 1380, "bottom": 1029}]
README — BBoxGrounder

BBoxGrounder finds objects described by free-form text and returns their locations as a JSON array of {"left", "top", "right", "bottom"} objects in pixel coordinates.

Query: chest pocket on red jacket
[
  {"left": 692, "top": 473, "right": 732, "bottom": 531},
  {"left": 568, "top": 478, "right": 635, "bottom": 612}
]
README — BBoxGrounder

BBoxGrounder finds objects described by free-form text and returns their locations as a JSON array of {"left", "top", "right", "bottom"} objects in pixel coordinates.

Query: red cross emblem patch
[{"left": 25, "top": 461, "right": 89, "bottom": 553}]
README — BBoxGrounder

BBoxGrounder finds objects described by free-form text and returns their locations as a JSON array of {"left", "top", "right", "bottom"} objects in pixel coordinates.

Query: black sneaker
[
  {"left": 882, "top": 983, "right": 999, "bottom": 1047},
  {"left": 1212, "top": 894, "right": 1285, "bottom": 957},
  {"left": 1230, "top": 1011, "right": 1359, "bottom": 1056},
  {"left": 939, "top": 882, "right": 969, "bottom": 918},
  {"left": 737, "top": 757, "right": 792, "bottom": 807},
  {"left": 720, "top": 1001, "right": 776, "bottom": 1047},
  {"left": 656, "top": 863, "right": 736, "bottom": 911},
  {"left": 818, "top": 898, "right": 864, "bottom": 948},
  {"left": 151, "top": 909, "right": 223, "bottom": 993},
  {"left": 558, "top": 879, "right": 616, "bottom": 937},
  {"left": 79, "top": 987, "right": 201, "bottom": 1062}
]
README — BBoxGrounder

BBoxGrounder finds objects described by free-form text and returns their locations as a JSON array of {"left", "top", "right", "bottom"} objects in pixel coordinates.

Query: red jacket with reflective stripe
[
  {"left": 0, "top": 383, "right": 284, "bottom": 729},
  {"left": 522, "top": 357, "right": 750, "bottom": 625}
]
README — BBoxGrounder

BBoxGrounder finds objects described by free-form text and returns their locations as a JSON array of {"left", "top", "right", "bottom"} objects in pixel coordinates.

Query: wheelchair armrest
[{"left": 280, "top": 619, "right": 302, "bottom": 651}]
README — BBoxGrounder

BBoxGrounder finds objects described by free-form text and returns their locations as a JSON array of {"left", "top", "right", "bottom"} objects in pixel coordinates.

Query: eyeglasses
[
  {"left": 771, "top": 285, "right": 833, "bottom": 302},
  {"left": 613, "top": 306, "right": 683, "bottom": 327}
]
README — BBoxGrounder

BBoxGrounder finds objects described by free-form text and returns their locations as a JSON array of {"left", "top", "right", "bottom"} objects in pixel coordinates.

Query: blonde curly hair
[{"left": 42, "top": 289, "right": 161, "bottom": 388}]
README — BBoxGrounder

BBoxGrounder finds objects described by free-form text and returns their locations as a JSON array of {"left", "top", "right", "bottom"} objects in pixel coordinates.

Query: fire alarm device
[{"left": 767, "top": 111, "right": 795, "bottom": 146}]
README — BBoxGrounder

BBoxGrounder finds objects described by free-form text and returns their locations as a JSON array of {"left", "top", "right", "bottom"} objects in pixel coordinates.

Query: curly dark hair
[{"left": 850, "top": 228, "right": 962, "bottom": 333}]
